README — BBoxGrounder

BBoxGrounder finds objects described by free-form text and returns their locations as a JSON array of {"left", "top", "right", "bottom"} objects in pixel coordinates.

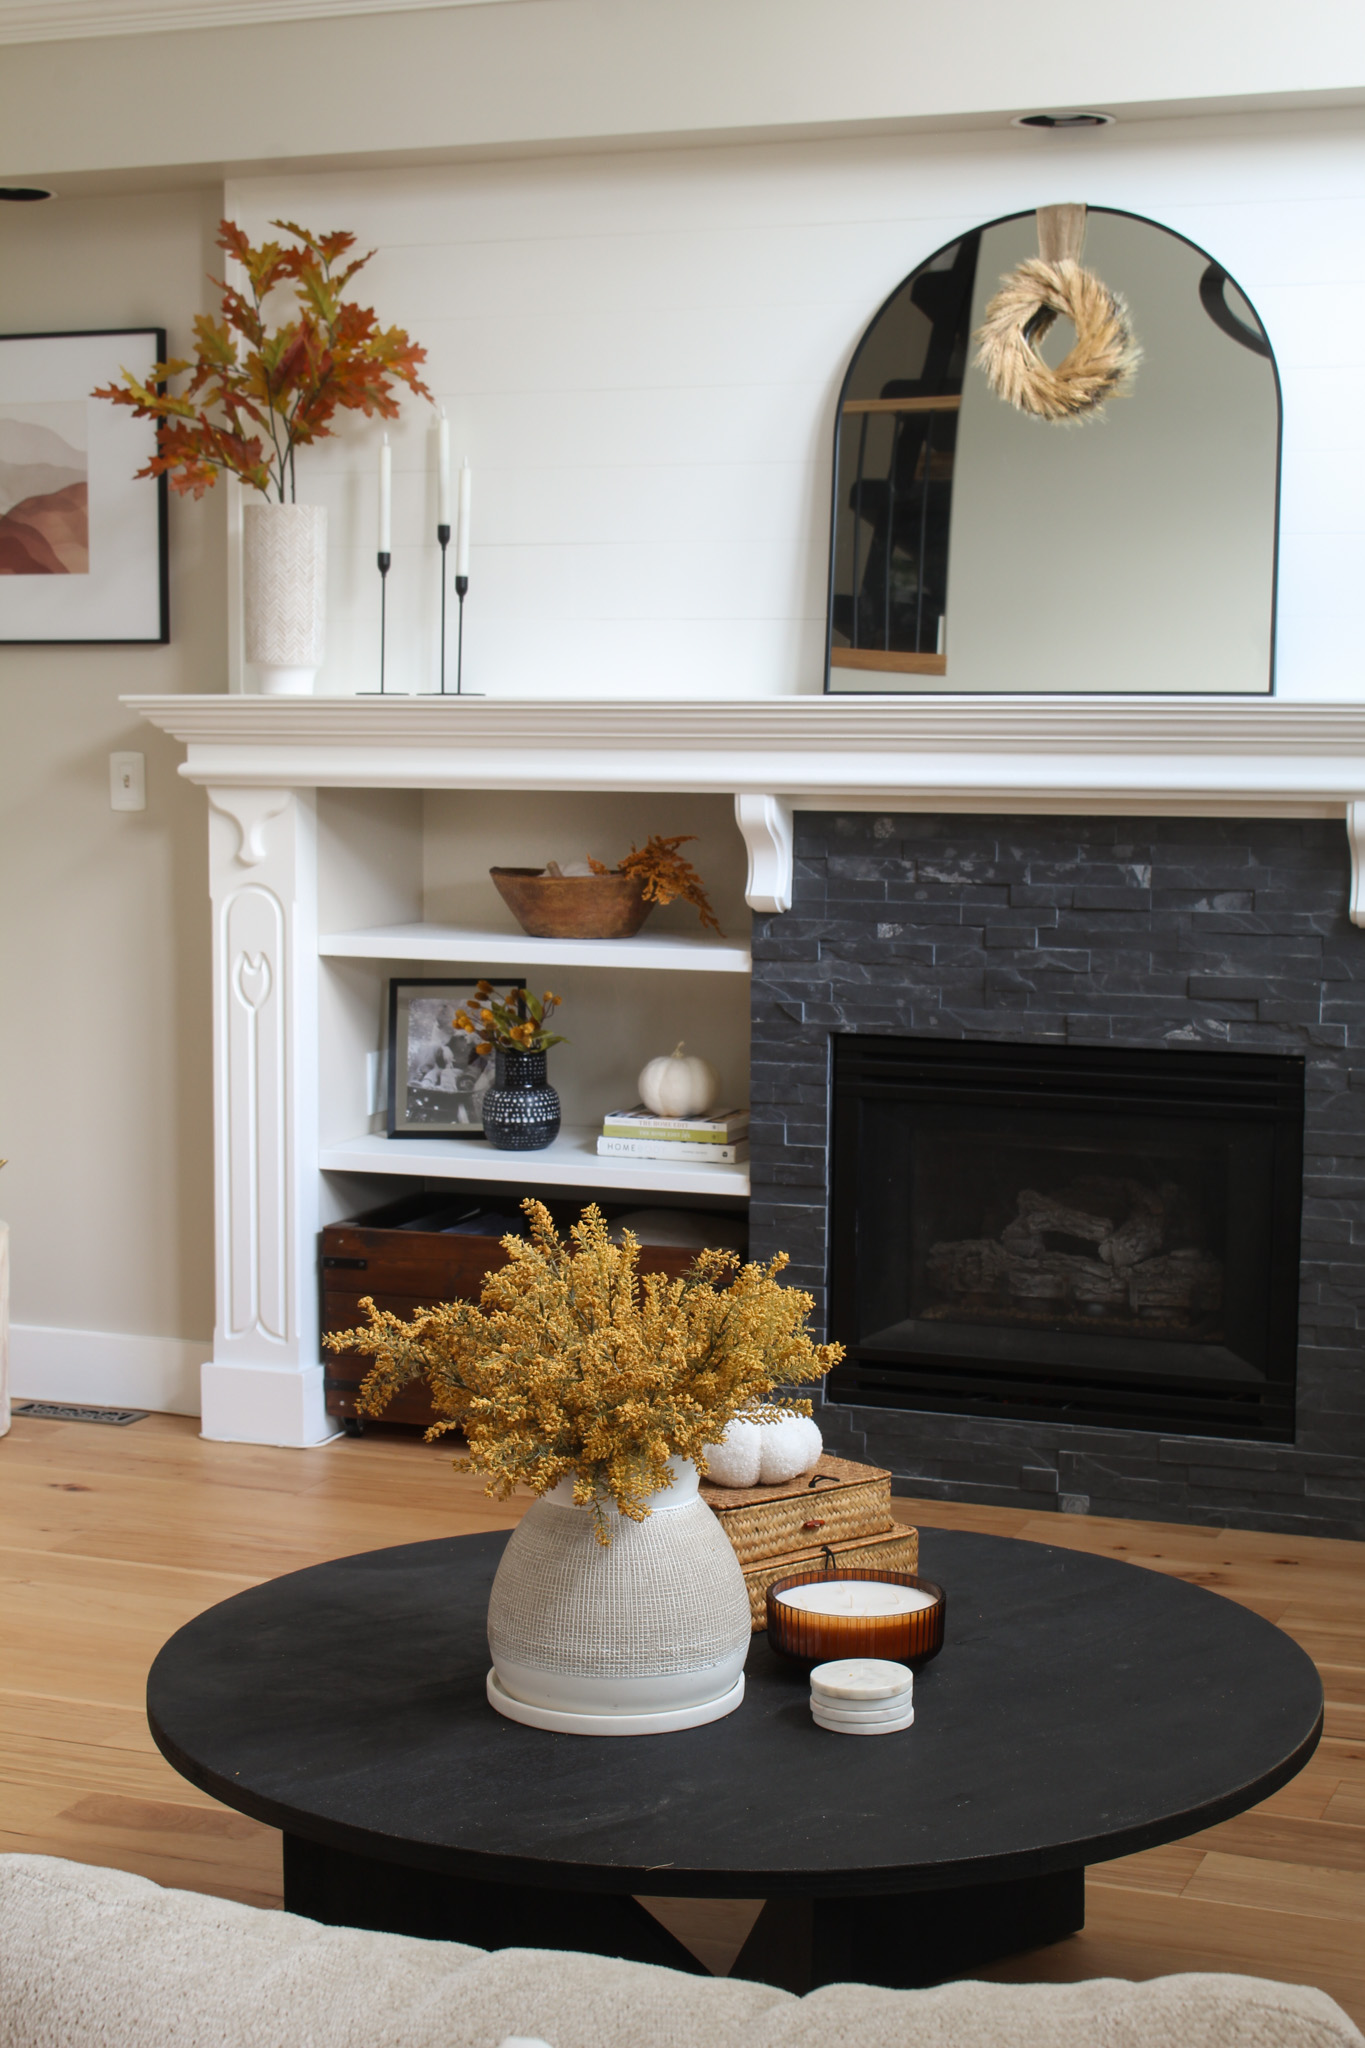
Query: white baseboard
[{"left": 9, "top": 1323, "right": 207, "bottom": 1416}]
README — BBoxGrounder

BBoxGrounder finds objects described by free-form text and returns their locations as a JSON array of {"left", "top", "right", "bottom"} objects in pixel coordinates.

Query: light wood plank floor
[{"left": 2, "top": 1411, "right": 1363, "bottom": 2009}]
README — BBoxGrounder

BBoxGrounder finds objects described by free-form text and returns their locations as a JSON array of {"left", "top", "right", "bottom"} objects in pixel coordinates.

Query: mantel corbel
[
  {"left": 735, "top": 794, "right": 794, "bottom": 914},
  {"left": 208, "top": 786, "right": 293, "bottom": 867},
  {"left": 1347, "top": 803, "right": 1365, "bottom": 929}
]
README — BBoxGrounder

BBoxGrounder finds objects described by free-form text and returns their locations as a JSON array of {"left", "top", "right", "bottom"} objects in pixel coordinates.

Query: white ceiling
[{"left": 0, "top": 0, "right": 519, "bottom": 42}]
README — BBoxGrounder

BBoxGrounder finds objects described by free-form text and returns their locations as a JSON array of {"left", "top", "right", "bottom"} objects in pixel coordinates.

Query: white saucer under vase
[
  {"left": 486, "top": 1457, "right": 751, "bottom": 1735},
  {"left": 486, "top": 1669, "right": 745, "bottom": 1737},
  {"left": 242, "top": 500, "right": 327, "bottom": 696}
]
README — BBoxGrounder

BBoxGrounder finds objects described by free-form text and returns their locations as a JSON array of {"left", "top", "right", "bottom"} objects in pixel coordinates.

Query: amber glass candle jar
[{"left": 766, "top": 1568, "right": 946, "bottom": 1667}]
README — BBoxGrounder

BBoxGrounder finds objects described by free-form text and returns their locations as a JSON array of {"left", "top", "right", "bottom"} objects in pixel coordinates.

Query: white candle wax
[
  {"left": 437, "top": 410, "right": 451, "bottom": 528},
  {"left": 378, "top": 435, "right": 392, "bottom": 555},
  {"left": 776, "top": 1581, "right": 936, "bottom": 1618},
  {"left": 455, "top": 458, "right": 471, "bottom": 576}
]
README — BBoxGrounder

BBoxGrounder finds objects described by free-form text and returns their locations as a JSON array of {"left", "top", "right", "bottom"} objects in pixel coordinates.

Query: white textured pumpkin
[
  {"left": 703, "top": 1412, "right": 823, "bottom": 1488},
  {"left": 638, "top": 1042, "right": 718, "bottom": 1120}
]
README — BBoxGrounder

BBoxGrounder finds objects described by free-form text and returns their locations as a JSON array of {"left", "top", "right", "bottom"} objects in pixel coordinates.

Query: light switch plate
[{"left": 110, "top": 752, "right": 146, "bottom": 811}]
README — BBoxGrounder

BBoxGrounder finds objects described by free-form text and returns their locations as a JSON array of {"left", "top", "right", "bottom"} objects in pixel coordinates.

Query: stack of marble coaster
[{"left": 809, "top": 1658, "right": 915, "bottom": 1736}]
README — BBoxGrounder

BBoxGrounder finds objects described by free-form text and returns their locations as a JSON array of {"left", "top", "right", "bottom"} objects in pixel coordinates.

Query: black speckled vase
[{"left": 482, "top": 1048, "right": 561, "bottom": 1151}]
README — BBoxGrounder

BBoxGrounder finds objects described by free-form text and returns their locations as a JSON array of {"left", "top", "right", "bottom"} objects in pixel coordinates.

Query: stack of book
[{"left": 596, "top": 1105, "right": 750, "bottom": 1164}]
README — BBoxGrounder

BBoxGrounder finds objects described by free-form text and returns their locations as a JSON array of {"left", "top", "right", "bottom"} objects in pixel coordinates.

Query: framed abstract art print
[{"left": 0, "top": 328, "right": 168, "bottom": 643}]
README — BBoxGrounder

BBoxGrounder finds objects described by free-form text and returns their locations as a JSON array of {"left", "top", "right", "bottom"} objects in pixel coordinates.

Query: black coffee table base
[
  {"left": 283, "top": 1835, "right": 709, "bottom": 1977},
  {"left": 283, "top": 1832, "right": 1084, "bottom": 1991},
  {"left": 731, "top": 1869, "right": 1085, "bottom": 1991}
]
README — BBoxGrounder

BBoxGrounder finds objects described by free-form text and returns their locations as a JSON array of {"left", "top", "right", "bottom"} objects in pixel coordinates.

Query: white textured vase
[
  {"left": 242, "top": 501, "right": 327, "bottom": 696},
  {"left": 487, "top": 1457, "right": 751, "bottom": 1734}
]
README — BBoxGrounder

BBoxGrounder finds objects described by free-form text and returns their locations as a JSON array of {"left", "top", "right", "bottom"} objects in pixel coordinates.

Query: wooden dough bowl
[{"left": 491, "top": 867, "right": 652, "bottom": 939}]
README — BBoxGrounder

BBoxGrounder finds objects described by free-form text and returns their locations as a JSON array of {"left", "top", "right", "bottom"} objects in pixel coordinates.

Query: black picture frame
[
  {"left": 386, "top": 977, "right": 526, "bottom": 1139},
  {"left": 0, "top": 327, "right": 169, "bottom": 644}
]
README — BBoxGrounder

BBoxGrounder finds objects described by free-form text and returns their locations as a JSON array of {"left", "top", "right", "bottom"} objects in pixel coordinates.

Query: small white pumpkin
[
  {"left": 637, "top": 1042, "right": 718, "bottom": 1120},
  {"left": 703, "top": 1413, "right": 823, "bottom": 1488}
]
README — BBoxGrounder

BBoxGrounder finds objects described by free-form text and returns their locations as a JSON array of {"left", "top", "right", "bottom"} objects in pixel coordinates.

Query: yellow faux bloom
[{"left": 324, "top": 1201, "right": 841, "bottom": 1541}]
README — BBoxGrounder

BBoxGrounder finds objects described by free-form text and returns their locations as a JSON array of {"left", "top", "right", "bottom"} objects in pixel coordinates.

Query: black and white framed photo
[
  {"left": 0, "top": 328, "right": 168, "bottom": 644},
  {"left": 387, "top": 978, "right": 526, "bottom": 1139}
]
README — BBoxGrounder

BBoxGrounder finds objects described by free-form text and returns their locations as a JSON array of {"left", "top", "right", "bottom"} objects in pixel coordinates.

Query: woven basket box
[
  {"left": 699, "top": 1454, "right": 894, "bottom": 1566},
  {"left": 742, "top": 1526, "right": 920, "bottom": 1631}
]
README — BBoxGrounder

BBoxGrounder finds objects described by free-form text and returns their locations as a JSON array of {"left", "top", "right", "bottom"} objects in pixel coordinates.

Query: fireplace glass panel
[{"left": 829, "top": 1038, "right": 1304, "bottom": 1438}]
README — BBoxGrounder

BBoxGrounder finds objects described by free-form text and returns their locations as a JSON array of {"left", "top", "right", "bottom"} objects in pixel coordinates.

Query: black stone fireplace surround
[{"left": 748, "top": 813, "right": 1365, "bottom": 1541}]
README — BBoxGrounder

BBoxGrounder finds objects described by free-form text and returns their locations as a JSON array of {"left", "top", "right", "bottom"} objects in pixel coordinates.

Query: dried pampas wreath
[{"left": 974, "top": 203, "right": 1141, "bottom": 424}]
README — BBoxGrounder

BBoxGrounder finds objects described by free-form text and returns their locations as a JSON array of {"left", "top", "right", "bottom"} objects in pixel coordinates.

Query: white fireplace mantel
[
  {"left": 127, "top": 690, "right": 1365, "bottom": 1447},
  {"left": 130, "top": 693, "right": 1365, "bottom": 925}
]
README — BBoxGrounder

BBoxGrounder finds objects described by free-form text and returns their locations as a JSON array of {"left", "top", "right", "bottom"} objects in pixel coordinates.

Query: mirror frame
[{"left": 823, "top": 206, "right": 1284, "bottom": 697}]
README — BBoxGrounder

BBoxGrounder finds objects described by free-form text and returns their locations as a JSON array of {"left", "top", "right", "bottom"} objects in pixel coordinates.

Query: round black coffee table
[{"left": 146, "top": 1527, "right": 1322, "bottom": 1991}]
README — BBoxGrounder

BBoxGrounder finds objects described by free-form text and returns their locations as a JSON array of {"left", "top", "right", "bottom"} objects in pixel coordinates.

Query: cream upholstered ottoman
[{"left": 2, "top": 1854, "right": 1362, "bottom": 2048}]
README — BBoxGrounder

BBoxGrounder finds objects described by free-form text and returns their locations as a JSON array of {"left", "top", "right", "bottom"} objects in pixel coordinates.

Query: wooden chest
[
  {"left": 698, "top": 1453, "right": 915, "bottom": 1629},
  {"left": 321, "top": 1194, "right": 734, "bottom": 1429},
  {"left": 698, "top": 1454, "right": 895, "bottom": 1564}
]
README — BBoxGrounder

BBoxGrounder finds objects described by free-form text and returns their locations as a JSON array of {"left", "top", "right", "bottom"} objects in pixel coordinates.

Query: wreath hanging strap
[{"left": 974, "top": 203, "right": 1141, "bottom": 423}]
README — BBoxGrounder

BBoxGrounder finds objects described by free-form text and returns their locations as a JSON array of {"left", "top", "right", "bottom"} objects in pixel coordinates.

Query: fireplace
[{"left": 828, "top": 1036, "right": 1305, "bottom": 1440}]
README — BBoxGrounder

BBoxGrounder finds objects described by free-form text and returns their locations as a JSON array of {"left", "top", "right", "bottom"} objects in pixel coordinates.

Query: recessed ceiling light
[
  {"left": 1013, "top": 113, "right": 1115, "bottom": 130},
  {"left": 0, "top": 186, "right": 55, "bottom": 201}
]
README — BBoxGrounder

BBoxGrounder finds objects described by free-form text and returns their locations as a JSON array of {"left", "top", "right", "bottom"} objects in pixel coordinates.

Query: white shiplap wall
[{"left": 227, "top": 108, "right": 1365, "bottom": 700}]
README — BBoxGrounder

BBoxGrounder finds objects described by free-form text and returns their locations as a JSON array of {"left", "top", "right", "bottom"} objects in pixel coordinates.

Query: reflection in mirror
[{"left": 826, "top": 209, "right": 1280, "bottom": 694}]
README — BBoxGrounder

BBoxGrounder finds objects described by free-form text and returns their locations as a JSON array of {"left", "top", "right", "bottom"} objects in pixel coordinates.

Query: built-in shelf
[
  {"left": 320, "top": 1127, "right": 750, "bottom": 1197},
  {"left": 319, "top": 922, "right": 752, "bottom": 973}
]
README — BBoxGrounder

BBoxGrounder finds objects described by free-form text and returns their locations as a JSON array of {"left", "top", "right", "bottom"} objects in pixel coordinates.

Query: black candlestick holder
[
  {"left": 455, "top": 573, "right": 470, "bottom": 695},
  {"left": 420, "top": 525, "right": 452, "bottom": 694},
  {"left": 360, "top": 551, "right": 406, "bottom": 695}
]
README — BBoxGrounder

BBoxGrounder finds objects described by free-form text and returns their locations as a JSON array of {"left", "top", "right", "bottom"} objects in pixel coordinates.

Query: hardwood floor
[{"left": 2, "top": 1410, "right": 1363, "bottom": 2010}]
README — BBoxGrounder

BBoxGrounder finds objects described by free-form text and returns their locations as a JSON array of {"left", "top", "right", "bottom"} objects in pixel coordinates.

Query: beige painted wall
[{"left": 0, "top": 185, "right": 225, "bottom": 1362}]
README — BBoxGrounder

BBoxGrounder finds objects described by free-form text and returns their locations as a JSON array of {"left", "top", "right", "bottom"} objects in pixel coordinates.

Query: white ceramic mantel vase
[
  {"left": 242, "top": 501, "right": 327, "bottom": 696},
  {"left": 486, "top": 1457, "right": 752, "bottom": 1735}
]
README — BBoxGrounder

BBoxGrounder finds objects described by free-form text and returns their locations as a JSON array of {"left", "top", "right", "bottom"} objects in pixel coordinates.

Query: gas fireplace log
[
  {"left": 996, "top": 1180, "right": 1167, "bottom": 1269},
  {"left": 1007, "top": 1252, "right": 1128, "bottom": 1305},
  {"left": 1098, "top": 1184, "right": 1166, "bottom": 1270},
  {"left": 1009, "top": 1189, "right": 1113, "bottom": 1247},
  {"left": 1127, "top": 1250, "right": 1223, "bottom": 1314},
  {"left": 927, "top": 1239, "right": 1014, "bottom": 1295}
]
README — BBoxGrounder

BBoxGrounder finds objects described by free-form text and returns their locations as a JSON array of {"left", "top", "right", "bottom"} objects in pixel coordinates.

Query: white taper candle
[
  {"left": 437, "top": 409, "right": 451, "bottom": 529},
  {"left": 455, "top": 458, "right": 471, "bottom": 576},
  {"left": 378, "top": 435, "right": 392, "bottom": 555}
]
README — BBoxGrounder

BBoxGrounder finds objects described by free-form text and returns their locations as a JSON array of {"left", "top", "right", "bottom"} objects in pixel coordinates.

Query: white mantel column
[{"left": 201, "top": 785, "right": 337, "bottom": 1446}]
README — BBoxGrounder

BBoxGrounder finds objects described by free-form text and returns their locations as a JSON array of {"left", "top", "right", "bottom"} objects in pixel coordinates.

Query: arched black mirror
[{"left": 826, "top": 208, "right": 1281, "bottom": 694}]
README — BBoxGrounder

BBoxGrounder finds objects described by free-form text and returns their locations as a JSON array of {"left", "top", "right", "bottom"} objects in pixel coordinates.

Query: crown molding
[{"left": 0, "top": 0, "right": 515, "bottom": 44}]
